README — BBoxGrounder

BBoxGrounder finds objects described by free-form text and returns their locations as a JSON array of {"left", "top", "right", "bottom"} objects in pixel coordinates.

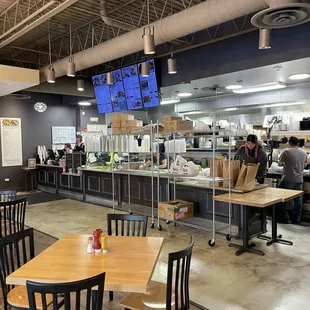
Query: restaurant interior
[{"left": 1, "top": 0, "right": 310, "bottom": 309}]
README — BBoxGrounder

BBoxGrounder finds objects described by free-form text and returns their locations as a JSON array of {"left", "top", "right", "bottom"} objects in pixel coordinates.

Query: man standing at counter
[{"left": 277, "top": 136, "right": 307, "bottom": 224}]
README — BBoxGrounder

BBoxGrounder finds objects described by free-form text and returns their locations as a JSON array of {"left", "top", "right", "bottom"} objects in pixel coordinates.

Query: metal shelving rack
[{"left": 84, "top": 117, "right": 238, "bottom": 242}]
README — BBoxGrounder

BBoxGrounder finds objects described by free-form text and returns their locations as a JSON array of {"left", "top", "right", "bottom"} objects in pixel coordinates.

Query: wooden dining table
[{"left": 6, "top": 234, "right": 164, "bottom": 294}]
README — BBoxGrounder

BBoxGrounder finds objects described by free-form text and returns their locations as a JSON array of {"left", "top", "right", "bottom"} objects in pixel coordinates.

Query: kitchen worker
[
  {"left": 145, "top": 153, "right": 168, "bottom": 169},
  {"left": 276, "top": 136, "right": 307, "bottom": 224},
  {"left": 74, "top": 135, "right": 85, "bottom": 153},
  {"left": 234, "top": 134, "right": 268, "bottom": 184}
]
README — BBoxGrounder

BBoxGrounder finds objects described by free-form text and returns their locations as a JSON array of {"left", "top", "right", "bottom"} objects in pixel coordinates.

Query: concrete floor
[{"left": 25, "top": 199, "right": 310, "bottom": 310}]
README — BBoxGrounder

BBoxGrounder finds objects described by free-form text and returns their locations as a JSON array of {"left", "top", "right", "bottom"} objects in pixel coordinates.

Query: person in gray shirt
[{"left": 277, "top": 136, "right": 307, "bottom": 224}]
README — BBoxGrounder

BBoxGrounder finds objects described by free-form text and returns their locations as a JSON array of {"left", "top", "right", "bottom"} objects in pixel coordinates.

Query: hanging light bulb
[
  {"left": 142, "top": 0, "right": 155, "bottom": 54},
  {"left": 141, "top": 61, "right": 150, "bottom": 77},
  {"left": 77, "top": 77, "right": 84, "bottom": 91},
  {"left": 143, "top": 26, "right": 155, "bottom": 55},
  {"left": 67, "top": 57, "right": 76, "bottom": 77},
  {"left": 168, "top": 56, "right": 177, "bottom": 74},
  {"left": 47, "top": 66, "right": 55, "bottom": 83},
  {"left": 259, "top": 28, "right": 272, "bottom": 49},
  {"left": 106, "top": 72, "right": 114, "bottom": 85}
]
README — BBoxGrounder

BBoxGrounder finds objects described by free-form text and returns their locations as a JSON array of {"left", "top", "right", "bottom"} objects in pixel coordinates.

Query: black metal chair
[
  {"left": 107, "top": 213, "right": 148, "bottom": 301},
  {"left": 26, "top": 272, "right": 105, "bottom": 310},
  {"left": 121, "top": 236, "right": 195, "bottom": 310},
  {"left": 0, "top": 197, "right": 27, "bottom": 238},
  {"left": 107, "top": 213, "right": 148, "bottom": 237},
  {"left": 0, "top": 228, "right": 35, "bottom": 310},
  {"left": 0, "top": 189, "right": 16, "bottom": 202}
]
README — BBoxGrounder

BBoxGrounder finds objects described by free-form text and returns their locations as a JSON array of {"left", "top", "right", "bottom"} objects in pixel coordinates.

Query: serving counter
[{"left": 37, "top": 165, "right": 243, "bottom": 229}]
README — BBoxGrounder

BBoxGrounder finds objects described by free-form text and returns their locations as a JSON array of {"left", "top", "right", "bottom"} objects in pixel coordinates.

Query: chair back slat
[
  {"left": 0, "top": 228, "right": 34, "bottom": 310},
  {"left": 107, "top": 214, "right": 148, "bottom": 237},
  {"left": 26, "top": 272, "right": 105, "bottom": 310},
  {"left": 0, "top": 190, "right": 16, "bottom": 202},
  {"left": 0, "top": 197, "right": 27, "bottom": 238},
  {"left": 166, "top": 236, "right": 194, "bottom": 310}
]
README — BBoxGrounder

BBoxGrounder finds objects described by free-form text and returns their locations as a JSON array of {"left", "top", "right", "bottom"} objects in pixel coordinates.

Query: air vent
[
  {"left": 4, "top": 93, "right": 31, "bottom": 100},
  {"left": 251, "top": 3, "right": 310, "bottom": 29}
]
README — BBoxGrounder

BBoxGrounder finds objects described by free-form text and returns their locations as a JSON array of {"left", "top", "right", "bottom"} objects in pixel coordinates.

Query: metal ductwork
[
  {"left": 252, "top": 0, "right": 310, "bottom": 29},
  {"left": 40, "top": 0, "right": 271, "bottom": 81},
  {"left": 100, "top": 0, "right": 135, "bottom": 32}
]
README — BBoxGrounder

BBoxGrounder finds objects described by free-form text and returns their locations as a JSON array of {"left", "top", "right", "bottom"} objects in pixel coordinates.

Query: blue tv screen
[
  {"left": 92, "top": 74, "right": 113, "bottom": 114},
  {"left": 138, "top": 59, "right": 160, "bottom": 108},
  {"left": 121, "top": 64, "right": 144, "bottom": 110},
  {"left": 92, "top": 59, "right": 159, "bottom": 114}
]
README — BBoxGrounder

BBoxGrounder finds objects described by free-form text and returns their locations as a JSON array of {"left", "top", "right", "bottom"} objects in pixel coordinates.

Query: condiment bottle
[
  {"left": 93, "top": 229, "right": 102, "bottom": 253},
  {"left": 101, "top": 235, "right": 109, "bottom": 253},
  {"left": 87, "top": 237, "right": 94, "bottom": 254}
]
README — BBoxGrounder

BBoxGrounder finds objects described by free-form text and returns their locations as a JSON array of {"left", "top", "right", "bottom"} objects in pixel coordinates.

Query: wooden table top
[
  {"left": 213, "top": 187, "right": 304, "bottom": 208},
  {"left": 6, "top": 235, "right": 164, "bottom": 294}
]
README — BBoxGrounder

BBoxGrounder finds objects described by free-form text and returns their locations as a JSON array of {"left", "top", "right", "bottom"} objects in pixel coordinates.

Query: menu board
[
  {"left": 52, "top": 126, "right": 76, "bottom": 144},
  {"left": 138, "top": 59, "right": 160, "bottom": 108},
  {"left": 122, "top": 65, "right": 143, "bottom": 110},
  {"left": 92, "top": 74, "right": 113, "bottom": 114},
  {"left": 1, "top": 118, "right": 23, "bottom": 167},
  {"left": 110, "top": 69, "right": 127, "bottom": 112}
]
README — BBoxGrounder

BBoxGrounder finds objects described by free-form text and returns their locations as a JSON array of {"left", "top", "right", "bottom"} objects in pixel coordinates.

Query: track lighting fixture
[
  {"left": 77, "top": 77, "right": 84, "bottom": 91},
  {"left": 141, "top": 61, "right": 150, "bottom": 77},
  {"left": 106, "top": 72, "right": 114, "bottom": 85},
  {"left": 67, "top": 57, "right": 76, "bottom": 77},
  {"left": 47, "top": 66, "right": 55, "bottom": 84},
  {"left": 259, "top": 28, "right": 272, "bottom": 49},
  {"left": 168, "top": 56, "right": 177, "bottom": 74}
]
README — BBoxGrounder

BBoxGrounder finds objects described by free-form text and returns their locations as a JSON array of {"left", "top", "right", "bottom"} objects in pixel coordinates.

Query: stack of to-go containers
[{"left": 111, "top": 114, "right": 143, "bottom": 134}]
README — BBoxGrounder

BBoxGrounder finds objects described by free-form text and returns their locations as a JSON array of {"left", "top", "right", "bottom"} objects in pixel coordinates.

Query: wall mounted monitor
[
  {"left": 138, "top": 59, "right": 160, "bottom": 109},
  {"left": 110, "top": 69, "right": 127, "bottom": 112},
  {"left": 121, "top": 64, "right": 143, "bottom": 110},
  {"left": 92, "top": 73, "right": 113, "bottom": 114}
]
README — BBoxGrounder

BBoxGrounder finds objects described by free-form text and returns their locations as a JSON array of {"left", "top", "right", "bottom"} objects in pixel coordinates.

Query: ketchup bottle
[{"left": 93, "top": 229, "right": 103, "bottom": 253}]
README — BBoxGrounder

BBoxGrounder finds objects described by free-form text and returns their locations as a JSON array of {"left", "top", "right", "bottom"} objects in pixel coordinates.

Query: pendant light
[
  {"left": 47, "top": 21, "right": 55, "bottom": 83},
  {"left": 77, "top": 77, "right": 84, "bottom": 91},
  {"left": 168, "top": 55, "right": 177, "bottom": 74},
  {"left": 141, "top": 61, "right": 150, "bottom": 77},
  {"left": 259, "top": 28, "right": 272, "bottom": 49},
  {"left": 67, "top": 10, "right": 76, "bottom": 77},
  {"left": 106, "top": 72, "right": 114, "bottom": 85},
  {"left": 167, "top": 1, "right": 176, "bottom": 74},
  {"left": 142, "top": 0, "right": 155, "bottom": 55}
]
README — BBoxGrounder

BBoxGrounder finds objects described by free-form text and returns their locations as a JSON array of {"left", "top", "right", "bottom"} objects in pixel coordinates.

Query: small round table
[{"left": 22, "top": 167, "right": 38, "bottom": 192}]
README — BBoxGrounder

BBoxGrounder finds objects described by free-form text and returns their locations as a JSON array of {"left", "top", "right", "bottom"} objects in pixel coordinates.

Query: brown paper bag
[
  {"left": 234, "top": 162, "right": 259, "bottom": 192},
  {"left": 209, "top": 159, "right": 223, "bottom": 187},
  {"left": 223, "top": 160, "right": 240, "bottom": 188}
]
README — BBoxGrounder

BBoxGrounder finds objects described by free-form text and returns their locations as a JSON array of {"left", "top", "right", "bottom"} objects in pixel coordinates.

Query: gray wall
[
  {"left": 0, "top": 93, "right": 76, "bottom": 190},
  {"left": 77, "top": 105, "right": 106, "bottom": 132}
]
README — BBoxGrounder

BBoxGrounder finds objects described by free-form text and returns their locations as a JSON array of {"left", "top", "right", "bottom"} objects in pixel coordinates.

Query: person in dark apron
[{"left": 234, "top": 134, "right": 268, "bottom": 184}]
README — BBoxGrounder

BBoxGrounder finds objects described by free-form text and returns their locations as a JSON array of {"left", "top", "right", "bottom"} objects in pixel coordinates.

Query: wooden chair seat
[
  {"left": 7, "top": 285, "right": 53, "bottom": 310},
  {"left": 121, "top": 281, "right": 179, "bottom": 310}
]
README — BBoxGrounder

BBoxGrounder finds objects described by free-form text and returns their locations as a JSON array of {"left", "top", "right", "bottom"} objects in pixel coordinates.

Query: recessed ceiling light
[
  {"left": 177, "top": 92, "right": 192, "bottom": 97},
  {"left": 233, "top": 82, "right": 286, "bottom": 94},
  {"left": 161, "top": 96, "right": 180, "bottom": 105},
  {"left": 78, "top": 101, "right": 91, "bottom": 106},
  {"left": 226, "top": 85, "right": 243, "bottom": 90},
  {"left": 289, "top": 73, "right": 310, "bottom": 80},
  {"left": 224, "top": 107, "right": 238, "bottom": 111}
]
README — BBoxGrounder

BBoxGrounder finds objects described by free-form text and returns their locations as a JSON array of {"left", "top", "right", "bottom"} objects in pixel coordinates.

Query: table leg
[
  {"left": 228, "top": 205, "right": 265, "bottom": 256},
  {"left": 266, "top": 205, "right": 293, "bottom": 246},
  {"left": 31, "top": 171, "right": 34, "bottom": 192}
]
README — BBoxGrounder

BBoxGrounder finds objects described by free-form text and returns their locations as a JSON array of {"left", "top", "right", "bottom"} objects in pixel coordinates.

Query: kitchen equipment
[
  {"left": 279, "top": 124, "right": 287, "bottom": 131},
  {"left": 300, "top": 118, "right": 310, "bottom": 130}
]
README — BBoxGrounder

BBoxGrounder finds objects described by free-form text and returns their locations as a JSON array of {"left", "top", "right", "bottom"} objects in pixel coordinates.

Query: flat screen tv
[
  {"left": 92, "top": 59, "right": 160, "bottom": 114},
  {"left": 92, "top": 73, "right": 113, "bottom": 114},
  {"left": 138, "top": 59, "right": 160, "bottom": 109},
  {"left": 121, "top": 64, "right": 143, "bottom": 110}
]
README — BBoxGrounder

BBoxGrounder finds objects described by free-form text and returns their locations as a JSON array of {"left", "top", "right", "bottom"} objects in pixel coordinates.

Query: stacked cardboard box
[
  {"left": 112, "top": 114, "right": 143, "bottom": 134},
  {"left": 164, "top": 116, "right": 193, "bottom": 132},
  {"left": 158, "top": 200, "right": 194, "bottom": 221}
]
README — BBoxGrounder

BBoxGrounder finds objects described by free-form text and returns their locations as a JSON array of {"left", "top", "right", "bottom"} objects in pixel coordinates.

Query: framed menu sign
[{"left": 0, "top": 118, "right": 23, "bottom": 167}]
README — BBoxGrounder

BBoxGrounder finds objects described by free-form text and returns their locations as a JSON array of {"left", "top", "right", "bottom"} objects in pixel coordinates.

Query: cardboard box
[
  {"left": 166, "top": 120, "right": 193, "bottom": 131},
  {"left": 112, "top": 114, "right": 134, "bottom": 122},
  {"left": 112, "top": 127, "right": 122, "bottom": 134},
  {"left": 121, "top": 120, "right": 143, "bottom": 127},
  {"left": 112, "top": 120, "right": 121, "bottom": 128},
  {"left": 158, "top": 200, "right": 194, "bottom": 221},
  {"left": 121, "top": 127, "right": 128, "bottom": 134}
]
